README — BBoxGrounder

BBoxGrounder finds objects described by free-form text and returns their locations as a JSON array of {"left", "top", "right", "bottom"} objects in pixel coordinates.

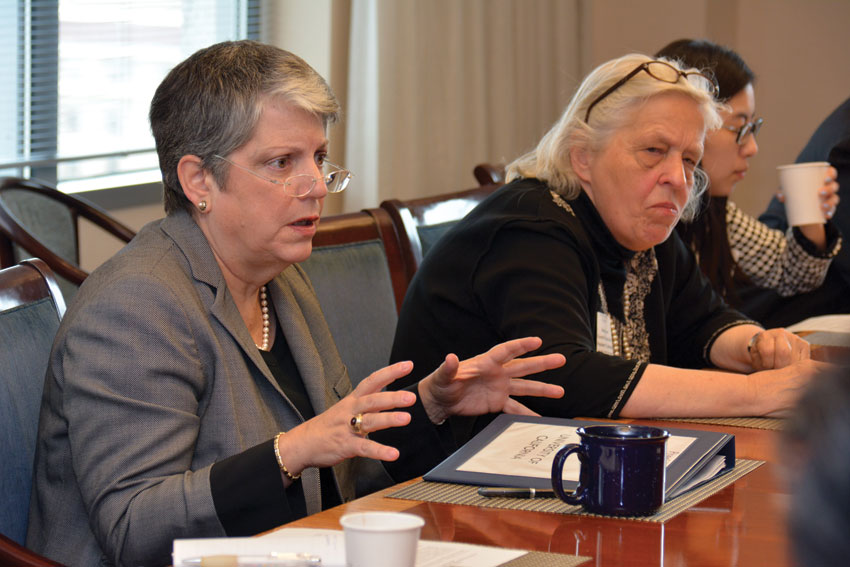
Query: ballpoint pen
[
  {"left": 478, "top": 487, "right": 557, "bottom": 499},
  {"left": 180, "top": 552, "right": 322, "bottom": 566}
]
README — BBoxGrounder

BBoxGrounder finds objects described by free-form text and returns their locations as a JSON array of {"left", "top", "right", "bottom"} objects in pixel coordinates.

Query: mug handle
[{"left": 551, "top": 443, "right": 586, "bottom": 505}]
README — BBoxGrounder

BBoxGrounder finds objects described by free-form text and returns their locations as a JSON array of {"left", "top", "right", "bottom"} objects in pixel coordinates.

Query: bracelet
[{"left": 273, "top": 432, "right": 301, "bottom": 481}]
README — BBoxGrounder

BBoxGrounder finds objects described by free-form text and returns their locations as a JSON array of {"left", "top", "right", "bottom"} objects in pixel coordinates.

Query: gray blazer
[{"left": 27, "top": 210, "right": 362, "bottom": 566}]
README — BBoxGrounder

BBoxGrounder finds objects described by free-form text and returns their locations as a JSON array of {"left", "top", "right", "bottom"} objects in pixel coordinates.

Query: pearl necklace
[{"left": 257, "top": 285, "right": 270, "bottom": 351}]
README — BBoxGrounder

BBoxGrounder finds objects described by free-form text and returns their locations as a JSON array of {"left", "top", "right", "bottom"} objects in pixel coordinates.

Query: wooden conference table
[
  {"left": 278, "top": 341, "right": 843, "bottom": 565},
  {"left": 279, "top": 418, "right": 792, "bottom": 567}
]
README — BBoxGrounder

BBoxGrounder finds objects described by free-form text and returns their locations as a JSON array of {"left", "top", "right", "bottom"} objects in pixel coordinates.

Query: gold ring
[
  {"left": 747, "top": 332, "right": 761, "bottom": 355},
  {"left": 350, "top": 413, "right": 364, "bottom": 436}
]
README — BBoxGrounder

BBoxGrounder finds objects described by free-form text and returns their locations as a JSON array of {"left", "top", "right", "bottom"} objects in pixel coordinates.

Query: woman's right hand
[
  {"left": 747, "top": 328, "right": 811, "bottom": 371},
  {"left": 749, "top": 359, "right": 831, "bottom": 417},
  {"left": 274, "top": 361, "right": 419, "bottom": 482}
]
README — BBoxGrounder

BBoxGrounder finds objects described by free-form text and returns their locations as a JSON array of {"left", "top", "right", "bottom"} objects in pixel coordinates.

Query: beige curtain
[{"left": 336, "top": 0, "right": 582, "bottom": 212}]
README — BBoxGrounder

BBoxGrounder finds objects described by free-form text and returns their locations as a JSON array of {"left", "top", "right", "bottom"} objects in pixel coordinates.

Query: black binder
[{"left": 424, "top": 414, "right": 736, "bottom": 501}]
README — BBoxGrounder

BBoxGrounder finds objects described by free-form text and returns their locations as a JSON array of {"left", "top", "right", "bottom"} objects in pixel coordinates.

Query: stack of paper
[
  {"left": 173, "top": 528, "right": 528, "bottom": 567},
  {"left": 787, "top": 314, "right": 850, "bottom": 347}
]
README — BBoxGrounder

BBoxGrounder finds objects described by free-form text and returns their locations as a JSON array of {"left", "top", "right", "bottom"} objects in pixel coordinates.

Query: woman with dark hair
[{"left": 655, "top": 39, "right": 841, "bottom": 306}]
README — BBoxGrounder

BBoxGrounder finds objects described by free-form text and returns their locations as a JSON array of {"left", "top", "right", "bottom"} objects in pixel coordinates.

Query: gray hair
[
  {"left": 150, "top": 40, "right": 340, "bottom": 215},
  {"left": 507, "top": 53, "right": 723, "bottom": 221}
]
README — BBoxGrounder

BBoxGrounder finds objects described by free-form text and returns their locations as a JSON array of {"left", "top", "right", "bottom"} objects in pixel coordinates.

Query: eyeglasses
[
  {"left": 584, "top": 60, "right": 719, "bottom": 123},
  {"left": 212, "top": 155, "right": 352, "bottom": 197},
  {"left": 722, "top": 117, "right": 763, "bottom": 145}
]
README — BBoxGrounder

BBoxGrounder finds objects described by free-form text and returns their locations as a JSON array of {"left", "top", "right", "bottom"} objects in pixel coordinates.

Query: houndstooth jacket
[{"left": 725, "top": 200, "right": 841, "bottom": 296}]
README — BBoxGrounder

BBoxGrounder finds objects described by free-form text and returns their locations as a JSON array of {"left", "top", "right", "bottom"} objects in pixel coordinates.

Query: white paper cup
[
  {"left": 340, "top": 512, "right": 424, "bottom": 567},
  {"left": 777, "top": 161, "right": 830, "bottom": 226}
]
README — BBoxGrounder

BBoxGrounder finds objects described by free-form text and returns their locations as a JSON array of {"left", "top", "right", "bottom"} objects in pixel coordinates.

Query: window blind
[{"left": 0, "top": 0, "right": 259, "bottom": 192}]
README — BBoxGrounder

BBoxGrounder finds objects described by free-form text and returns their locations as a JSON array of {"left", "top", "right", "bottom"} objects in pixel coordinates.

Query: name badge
[{"left": 596, "top": 312, "right": 614, "bottom": 355}]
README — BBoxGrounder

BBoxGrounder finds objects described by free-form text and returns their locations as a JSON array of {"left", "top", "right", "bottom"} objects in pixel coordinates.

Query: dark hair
[
  {"left": 655, "top": 38, "right": 755, "bottom": 102},
  {"left": 655, "top": 39, "right": 756, "bottom": 302},
  {"left": 676, "top": 193, "right": 750, "bottom": 302},
  {"left": 150, "top": 40, "right": 339, "bottom": 215}
]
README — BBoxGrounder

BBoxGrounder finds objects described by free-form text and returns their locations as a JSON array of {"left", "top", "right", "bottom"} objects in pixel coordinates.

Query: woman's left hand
[
  {"left": 747, "top": 328, "right": 811, "bottom": 371},
  {"left": 776, "top": 166, "right": 839, "bottom": 221},
  {"left": 417, "top": 336, "right": 566, "bottom": 425},
  {"left": 777, "top": 166, "right": 838, "bottom": 250}
]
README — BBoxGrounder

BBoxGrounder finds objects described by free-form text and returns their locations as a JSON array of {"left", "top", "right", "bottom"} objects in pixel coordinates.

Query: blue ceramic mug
[{"left": 551, "top": 425, "right": 670, "bottom": 516}]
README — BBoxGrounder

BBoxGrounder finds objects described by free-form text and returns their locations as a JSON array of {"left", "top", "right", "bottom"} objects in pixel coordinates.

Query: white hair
[{"left": 507, "top": 53, "right": 723, "bottom": 221}]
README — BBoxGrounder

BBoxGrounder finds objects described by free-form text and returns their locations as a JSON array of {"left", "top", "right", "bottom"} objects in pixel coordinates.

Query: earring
[{"left": 198, "top": 200, "right": 207, "bottom": 212}]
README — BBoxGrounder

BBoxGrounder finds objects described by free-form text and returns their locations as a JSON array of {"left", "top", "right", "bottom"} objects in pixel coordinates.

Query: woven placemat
[
  {"left": 656, "top": 416, "right": 784, "bottom": 430},
  {"left": 389, "top": 459, "right": 763, "bottom": 523},
  {"left": 500, "top": 550, "right": 591, "bottom": 566}
]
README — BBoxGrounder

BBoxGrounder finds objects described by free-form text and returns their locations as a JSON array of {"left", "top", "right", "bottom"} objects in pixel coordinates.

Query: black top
[
  {"left": 390, "top": 179, "right": 752, "bottom": 422},
  {"left": 210, "top": 320, "right": 340, "bottom": 536},
  {"left": 210, "top": 320, "right": 455, "bottom": 537},
  {"left": 260, "top": 328, "right": 342, "bottom": 523}
]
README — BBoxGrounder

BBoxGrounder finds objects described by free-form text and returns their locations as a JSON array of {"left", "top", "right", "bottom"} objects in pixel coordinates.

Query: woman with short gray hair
[{"left": 26, "top": 40, "right": 566, "bottom": 567}]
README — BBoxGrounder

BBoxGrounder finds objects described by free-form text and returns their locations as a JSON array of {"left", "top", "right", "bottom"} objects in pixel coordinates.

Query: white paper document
[
  {"left": 456, "top": 421, "right": 696, "bottom": 480},
  {"left": 173, "top": 530, "right": 344, "bottom": 566},
  {"left": 787, "top": 314, "right": 850, "bottom": 333},
  {"left": 669, "top": 455, "right": 727, "bottom": 499},
  {"left": 173, "top": 528, "right": 526, "bottom": 567}
]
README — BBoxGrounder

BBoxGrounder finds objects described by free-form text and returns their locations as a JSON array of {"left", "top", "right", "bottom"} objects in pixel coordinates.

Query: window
[{"left": 0, "top": 0, "right": 259, "bottom": 193}]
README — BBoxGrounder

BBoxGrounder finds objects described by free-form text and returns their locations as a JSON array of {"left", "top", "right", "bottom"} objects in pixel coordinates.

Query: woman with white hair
[{"left": 390, "top": 53, "right": 824, "bottom": 422}]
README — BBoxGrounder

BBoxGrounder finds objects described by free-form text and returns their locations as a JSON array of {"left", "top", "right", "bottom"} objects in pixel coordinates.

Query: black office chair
[
  {"left": 380, "top": 185, "right": 498, "bottom": 280},
  {"left": 473, "top": 162, "right": 506, "bottom": 186},
  {"left": 0, "top": 176, "right": 136, "bottom": 303},
  {"left": 0, "top": 259, "right": 67, "bottom": 566},
  {"left": 299, "top": 208, "right": 409, "bottom": 386}
]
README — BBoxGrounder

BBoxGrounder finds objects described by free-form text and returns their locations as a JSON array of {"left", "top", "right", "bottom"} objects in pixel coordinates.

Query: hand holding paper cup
[
  {"left": 340, "top": 512, "right": 424, "bottom": 567},
  {"left": 777, "top": 162, "right": 832, "bottom": 226}
]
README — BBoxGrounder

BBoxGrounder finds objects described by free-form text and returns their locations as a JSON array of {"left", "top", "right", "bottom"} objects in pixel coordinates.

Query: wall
[
  {"left": 734, "top": 0, "right": 850, "bottom": 214},
  {"left": 78, "top": 185, "right": 163, "bottom": 271}
]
